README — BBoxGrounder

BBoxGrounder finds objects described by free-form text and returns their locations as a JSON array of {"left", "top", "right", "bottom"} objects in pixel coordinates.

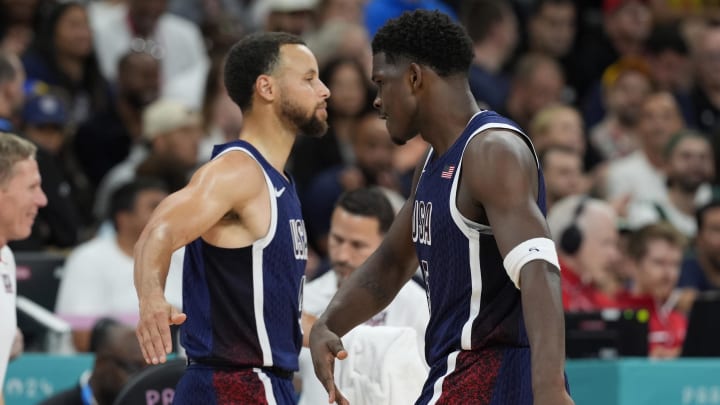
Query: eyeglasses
[{"left": 129, "top": 37, "right": 164, "bottom": 60}]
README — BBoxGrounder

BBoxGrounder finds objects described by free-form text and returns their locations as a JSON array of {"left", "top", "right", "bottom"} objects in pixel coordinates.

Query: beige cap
[
  {"left": 267, "top": 0, "right": 318, "bottom": 12},
  {"left": 142, "top": 99, "right": 201, "bottom": 141}
]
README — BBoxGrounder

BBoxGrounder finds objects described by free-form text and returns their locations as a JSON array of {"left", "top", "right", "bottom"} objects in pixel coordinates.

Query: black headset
[{"left": 559, "top": 197, "right": 589, "bottom": 255}]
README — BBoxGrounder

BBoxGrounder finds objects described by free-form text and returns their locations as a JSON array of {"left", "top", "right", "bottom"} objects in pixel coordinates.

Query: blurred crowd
[{"left": 2, "top": 0, "right": 720, "bottom": 383}]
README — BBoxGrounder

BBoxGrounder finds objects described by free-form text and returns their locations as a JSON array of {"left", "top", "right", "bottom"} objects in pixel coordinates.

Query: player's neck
[
  {"left": 419, "top": 83, "right": 480, "bottom": 156},
  {"left": 237, "top": 114, "right": 296, "bottom": 175}
]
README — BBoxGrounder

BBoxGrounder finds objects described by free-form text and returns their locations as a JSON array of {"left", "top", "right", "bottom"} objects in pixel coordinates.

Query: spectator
[
  {"left": 605, "top": 90, "right": 685, "bottom": 205},
  {"left": 22, "top": 2, "right": 111, "bottom": 126},
  {"left": 299, "top": 188, "right": 428, "bottom": 405},
  {"left": 304, "top": 21, "right": 373, "bottom": 76},
  {"left": 617, "top": 223, "right": 688, "bottom": 358},
  {"left": 589, "top": 57, "right": 654, "bottom": 161},
  {"left": 0, "top": 0, "right": 43, "bottom": 54},
  {"left": 677, "top": 200, "right": 720, "bottom": 312},
  {"left": 168, "top": 0, "right": 249, "bottom": 54},
  {"left": 627, "top": 131, "right": 714, "bottom": 236},
  {"left": 255, "top": 0, "right": 319, "bottom": 36},
  {"left": 691, "top": 23, "right": 720, "bottom": 135},
  {"left": 73, "top": 51, "right": 160, "bottom": 187},
  {"left": 460, "top": 0, "right": 518, "bottom": 111},
  {"left": 39, "top": 319, "right": 147, "bottom": 405},
  {"left": 55, "top": 179, "right": 184, "bottom": 352},
  {"left": 91, "top": 0, "right": 209, "bottom": 108},
  {"left": 643, "top": 21, "right": 694, "bottom": 125},
  {"left": 93, "top": 98, "right": 201, "bottom": 221},
  {"left": 0, "top": 51, "right": 25, "bottom": 132},
  {"left": 197, "top": 53, "right": 243, "bottom": 164},
  {"left": 526, "top": 0, "right": 576, "bottom": 61},
  {"left": 574, "top": 0, "right": 652, "bottom": 101},
  {"left": 529, "top": 103, "right": 586, "bottom": 156},
  {"left": 503, "top": 53, "right": 565, "bottom": 130},
  {"left": 9, "top": 93, "right": 84, "bottom": 250},
  {"left": 539, "top": 146, "right": 587, "bottom": 211},
  {"left": 316, "top": 0, "right": 365, "bottom": 26},
  {"left": 547, "top": 195, "right": 621, "bottom": 311}
]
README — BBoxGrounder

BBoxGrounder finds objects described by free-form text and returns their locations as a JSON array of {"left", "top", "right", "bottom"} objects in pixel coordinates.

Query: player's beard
[{"left": 280, "top": 97, "right": 328, "bottom": 138}]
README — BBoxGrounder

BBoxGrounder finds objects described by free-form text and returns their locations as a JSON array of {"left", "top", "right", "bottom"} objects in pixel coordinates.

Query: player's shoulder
[
  {"left": 464, "top": 127, "right": 535, "bottom": 170},
  {"left": 195, "top": 149, "right": 266, "bottom": 188}
]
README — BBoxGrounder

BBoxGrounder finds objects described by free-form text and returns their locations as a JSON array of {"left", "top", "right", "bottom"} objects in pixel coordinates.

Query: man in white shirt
[
  {"left": 605, "top": 90, "right": 685, "bottom": 204},
  {"left": 91, "top": 0, "right": 209, "bottom": 109},
  {"left": 300, "top": 188, "right": 429, "bottom": 405},
  {"left": 0, "top": 133, "right": 48, "bottom": 405},
  {"left": 55, "top": 179, "right": 183, "bottom": 352}
]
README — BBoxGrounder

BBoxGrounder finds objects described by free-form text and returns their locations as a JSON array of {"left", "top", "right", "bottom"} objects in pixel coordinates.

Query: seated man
[
  {"left": 39, "top": 318, "right": 147, "bottom": 405},
  {"left": 547, "top": 195, "right": 621, "bottom": 311},
  {"left": 55, "top": 179, "right": 183, "bottom": 352},
  {"left": 677, "top": 200, "right": 720, "bottom": 312},
  {"left": 299, "top": 188, "right": 429, "bottom": 405},
  {"left": 616, "top": 223, "right": 687, "bottom": 358}
]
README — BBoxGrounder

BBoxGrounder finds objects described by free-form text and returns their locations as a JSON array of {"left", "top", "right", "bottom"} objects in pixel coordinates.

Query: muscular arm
[
  {"left": 134, "top": 153, "right": 264, "bottom": 298},
  {"left": 466, "top": 131, "right": 567, "bottom": 396},
  {"left": 133, "top": 152, "right": 265, "bottom": 363}
]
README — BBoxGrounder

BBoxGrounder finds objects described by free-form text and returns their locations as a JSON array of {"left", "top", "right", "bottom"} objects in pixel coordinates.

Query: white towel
[{"left": 299, "top": 325, "right": 428, "bottom": 405}]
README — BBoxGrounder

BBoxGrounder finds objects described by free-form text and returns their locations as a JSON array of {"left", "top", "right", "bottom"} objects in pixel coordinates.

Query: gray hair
[{"left": 0, "top": 133, "right": 37, "bottom": 186}]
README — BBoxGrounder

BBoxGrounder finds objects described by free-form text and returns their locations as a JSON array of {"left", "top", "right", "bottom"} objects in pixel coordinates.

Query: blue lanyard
[
  {"left": 80, "top": 372, "right": 95, "bottom": 405},
  {"left": 0, "top": 118, "right": 12, "bottom": 132}
]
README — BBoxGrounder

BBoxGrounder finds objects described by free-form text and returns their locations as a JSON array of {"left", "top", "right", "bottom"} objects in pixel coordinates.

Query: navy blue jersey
[
  {"left": 181, "top": 140, "right": 308, "bottom": 372},
  {"left": 413, "top": 111, "right": 547, "bottom": 368}
]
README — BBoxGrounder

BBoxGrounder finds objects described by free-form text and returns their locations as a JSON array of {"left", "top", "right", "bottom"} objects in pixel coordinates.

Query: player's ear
[
  {"left": 408, "top": 62, "right": 423, "bottom": 92},
  {"left": 255, "top": 74, "right": 275, "bottom": 102}
]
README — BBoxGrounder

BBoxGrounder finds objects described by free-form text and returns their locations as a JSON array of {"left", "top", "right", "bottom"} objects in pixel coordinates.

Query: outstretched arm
[
  {"left": 466, "top": 130, "right": 572, "bottom": 405},
  {"left": 134, "top": 153, "right": 264, "bottom": 364}
]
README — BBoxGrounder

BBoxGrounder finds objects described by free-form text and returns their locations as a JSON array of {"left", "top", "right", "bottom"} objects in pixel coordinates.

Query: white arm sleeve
[{"left": 502, "top": 237, "right": 560, "bottom": 290}]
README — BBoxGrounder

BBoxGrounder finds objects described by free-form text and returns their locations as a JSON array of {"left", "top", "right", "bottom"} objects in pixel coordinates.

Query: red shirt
[
  {"left": 560, "top": 260, "right": 618, "bottom": 311},
  {"left": 615, "top": 291, "right": 687, "bottom": 354}
]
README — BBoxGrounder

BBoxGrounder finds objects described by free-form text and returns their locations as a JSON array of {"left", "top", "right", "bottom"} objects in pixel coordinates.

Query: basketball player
[
  {"left": 309, "top": 11, "right": 573, "bottom": 405},
  {"left": 0, "top": 133, "right": 48, "bottom": 405},
  {"left": 133, "top": 32, "right": 330, "bottom": 404}
]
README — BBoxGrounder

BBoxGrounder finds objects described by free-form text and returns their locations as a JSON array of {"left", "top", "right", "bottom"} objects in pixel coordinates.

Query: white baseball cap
[{"left": 142, "top": 99, "right": 201, "bottom": 141}]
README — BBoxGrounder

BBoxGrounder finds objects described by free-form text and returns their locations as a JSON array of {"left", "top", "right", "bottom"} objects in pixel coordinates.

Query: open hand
[
  {"left": 136, "top": 292, "right": 186, "bottom": 364},
  {"left": 309, "top": 320, "right": 349, "bottom": 405}
]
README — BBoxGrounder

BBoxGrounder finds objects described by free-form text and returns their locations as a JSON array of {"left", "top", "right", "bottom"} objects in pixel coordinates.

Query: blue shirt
[
  {"left": 678, "top": 254, "right": 717, "bottom": 292},
  {"left": 364, "top": 0, "right": 457, "bottom": 38}
]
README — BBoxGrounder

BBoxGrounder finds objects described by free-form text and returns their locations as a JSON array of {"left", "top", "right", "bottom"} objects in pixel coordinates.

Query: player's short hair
[
  {"left": 627, "top": 222, "right": 686, "bottom": 261},
  {"left": 372, "top": 10, "right": 474, "bottom": 77},
  {"left": 0, "top": 132, "right": 37, "bottom": 187},
  {"left": 335, "top": 188, "right": 395, "bottom": 234},
  {"left": 224, "top": 32, "right": 306, "bottom": 111}
]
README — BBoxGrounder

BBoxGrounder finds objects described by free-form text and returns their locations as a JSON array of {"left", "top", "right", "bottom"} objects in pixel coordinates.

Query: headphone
[{"left": 559, "top": 197, "right": 589, "bottom": 255}]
